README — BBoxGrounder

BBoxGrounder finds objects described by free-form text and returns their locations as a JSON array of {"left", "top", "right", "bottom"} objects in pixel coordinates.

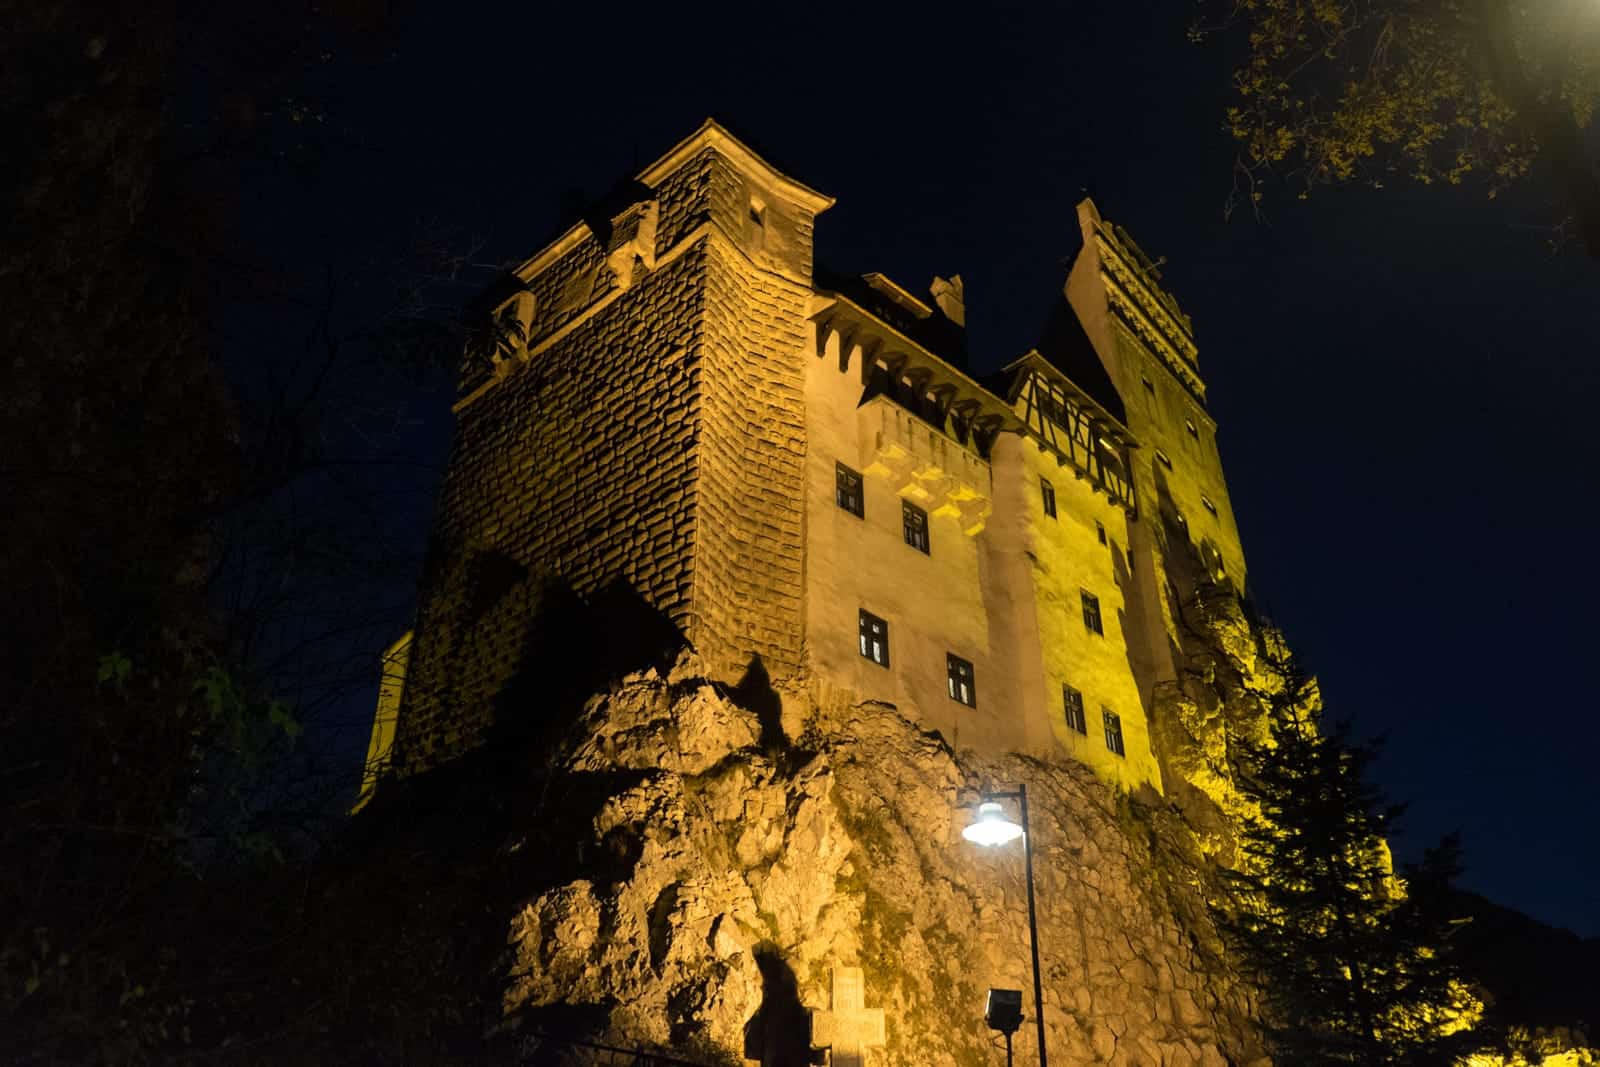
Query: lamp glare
[{"left": 962, "top": 801, "right": 1024, "bottom": 846}]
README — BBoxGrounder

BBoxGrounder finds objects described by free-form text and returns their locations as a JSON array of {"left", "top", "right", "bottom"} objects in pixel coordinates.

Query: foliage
[
  {"left": 0, "top": 1, "right": 479, "bottom": 1059},
  {"left": 1194, "top": 0, "right": 1600, "bottom": 253},
  {"left": 1213, "top": 646, "right": 1480, "bottom": 1064}
]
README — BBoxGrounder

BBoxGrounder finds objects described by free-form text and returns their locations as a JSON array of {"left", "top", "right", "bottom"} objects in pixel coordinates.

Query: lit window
[
  {"left": 836, "top": 462, "right": 864, "bottom": 518},
  {"left": 1155, "top": 450, "right": 1173, "bottom": 471},
  {"left": 1201, "top": 494, "right": 1218, "bottom": 517},
  {"left": 1081, "top": 590, "right": 1103, "bottom": 636},
  {"left": 1063, "top": 685, "right": 1087, "bottom": 734},
  {"left": 1102, "top": 709, "right": 1125, "bottom": 757},
  {"left": 902, "top": 499, "right": 929, "bottom": 554},
  {"left": 858, "top": 609, "right": 889, "bottom": 667},
  {"left": 946, "top": 653, "right": 976, "bottom": 707},
  {"left": 1096, "top": 520, "right": 1107, "bottom": 546},
  {"left": 1040, "top": 477, "right": 1057, "bottom": 519}
]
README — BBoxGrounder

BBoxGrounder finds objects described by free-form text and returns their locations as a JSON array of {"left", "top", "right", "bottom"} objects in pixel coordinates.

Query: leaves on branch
[{"left": 1194, "top": 0, "right": 1600, "bottom": 253}]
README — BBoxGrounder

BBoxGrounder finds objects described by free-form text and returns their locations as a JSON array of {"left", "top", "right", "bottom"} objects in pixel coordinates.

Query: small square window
[
  {"left": 1096, "top": 521, "right": 1107, "bottom": 546},
  {"left": 1155, "top": 449, "right": 1173, "bottom": 471},
  {"left": 1081, "top": 590, "right": 1103, "bottom": 636},
  {"left": 836, "top": 462, "right": 864, "bottom": 518},
  {"left": 1102, "top": 708, "right": 1125, "bottom": 757},
  {"left": 902, "top": 499, "right": 929, "bottom": 554},
  {"left": 946, "top": 653, "right": 976, "bottom": 707},
  {"left": 1201, "top": 494, "right": 1218, "bottom": 517},
  {"left": 1040, "top": 477, "right": 1057, "bottom": 519},
  {"left": 1063, "top": 685, "right": 1087, "bottom": 734},
  {"left": 858, "top": 609, "right": 889, "bottom": 667}
]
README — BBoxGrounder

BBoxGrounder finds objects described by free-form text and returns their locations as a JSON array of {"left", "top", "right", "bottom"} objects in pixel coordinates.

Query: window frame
[
  {"left": 1040, "top": 476, "right": 1057, "bottom": 519},
  {"left": 858, "top": 608, "right": 890, "bottom": 668},
  {"left": 1155, "top": 449, "right": 1173, "bottom": 471},
  {"left": 835, "top": 462, "right": 864, "bottom": 518},
  {"left": 946, "top": 653, "right": 977, "bottom": 708},
  {"left": 1102, "top": 708, "right": 1125, "bottom": 757},
  {"left": 901, "top": 498, "right": 930, "bottom": 554},
  {"left": 1063, "top": 684, "right": 1087, "bottom": 735},
  {"left": 1080, "top": 590, "right": 1104, "bottom": 636}
]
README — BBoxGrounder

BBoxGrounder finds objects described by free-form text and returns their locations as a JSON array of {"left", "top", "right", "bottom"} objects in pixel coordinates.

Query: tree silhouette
[{"left": 1213, "top": 648, "right": 1479, "bottom": 1065}]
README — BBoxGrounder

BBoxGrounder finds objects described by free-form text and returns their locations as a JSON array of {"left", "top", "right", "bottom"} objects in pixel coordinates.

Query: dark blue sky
[{"left": 291, "top": 0, "right": 1598, "bottom": 934}]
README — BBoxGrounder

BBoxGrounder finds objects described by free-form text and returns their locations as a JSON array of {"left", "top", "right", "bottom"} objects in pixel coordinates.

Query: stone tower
[{"left": 391, "top": 122, "right": 831, "bottom": 773}]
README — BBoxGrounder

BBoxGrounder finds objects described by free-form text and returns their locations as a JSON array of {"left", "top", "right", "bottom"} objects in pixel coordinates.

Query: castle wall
[
  {"left": 1066, "top": 205, "right": 1249, "bottom": 670},
  {"left": 392, "top": 153, "right": 724, "bottom": 771},
  {"left": 800, "top": 341, "right": 1031, "bottom": 752},
  {"left": 990, "top": 434, "right": 1162, "bottom": 791},
  {"left": 686, "top": 148, "right": 816, "bottom": 680}
]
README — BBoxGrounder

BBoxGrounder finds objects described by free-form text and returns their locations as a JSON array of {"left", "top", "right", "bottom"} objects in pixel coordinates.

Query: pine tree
[{"left": 1216, "top": 650, "right": 1478, "bottom": 1065}]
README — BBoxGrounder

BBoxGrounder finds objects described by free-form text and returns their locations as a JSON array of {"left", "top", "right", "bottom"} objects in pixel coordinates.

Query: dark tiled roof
[
  {"left": 1035, "top": 293, "right": 1126, "bottom": 426},
  {"left": 813, "top": 265, "right": 969, "bottom": 370}
]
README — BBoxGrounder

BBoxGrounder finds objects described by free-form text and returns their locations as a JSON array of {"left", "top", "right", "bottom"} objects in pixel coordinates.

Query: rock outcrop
[{"left": 501, "top": 654, "right": 1269, "bottom": 1066}]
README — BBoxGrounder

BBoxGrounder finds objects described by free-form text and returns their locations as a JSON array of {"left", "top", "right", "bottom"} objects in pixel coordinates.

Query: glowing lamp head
[{"left": 962, "top": 801, "right": 1024, "bottom": 846}]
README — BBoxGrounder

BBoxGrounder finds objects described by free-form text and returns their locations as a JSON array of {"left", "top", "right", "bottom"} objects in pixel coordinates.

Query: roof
[
  {"left": 1034, "top": 292, "right": 1128, "bottom": 426},
  {"left": 814, "top": 265, "right": 968, "bottom": 370},
  {"left": 509, "top": 118, "right": 834, "bottom": 286}
]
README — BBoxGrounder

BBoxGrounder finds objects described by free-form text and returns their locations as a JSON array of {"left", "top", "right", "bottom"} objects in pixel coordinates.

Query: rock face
[{"left": 502, "top": 654, "right": 1269, "bottom": 1066}]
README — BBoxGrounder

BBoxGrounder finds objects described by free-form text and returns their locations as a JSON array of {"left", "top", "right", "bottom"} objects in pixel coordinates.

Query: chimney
[{"left": 930, "top": 275, "right": 965, "bottom": 327}]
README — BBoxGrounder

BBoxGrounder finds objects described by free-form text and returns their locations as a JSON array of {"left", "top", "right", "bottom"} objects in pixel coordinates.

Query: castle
[{"left": 360, "top": 119, "right": 1247, "bottom": 803}]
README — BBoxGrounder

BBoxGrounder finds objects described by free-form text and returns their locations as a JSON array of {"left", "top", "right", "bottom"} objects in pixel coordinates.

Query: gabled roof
[{"left": 1035, "top": 292, "right": 1127, "bottom": 426}]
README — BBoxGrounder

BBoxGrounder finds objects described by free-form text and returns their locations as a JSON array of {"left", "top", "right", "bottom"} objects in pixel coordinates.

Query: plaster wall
[
  {"left": 993, "top": 434, "right": 1162, "bottom": 791},
  {"left": 800, "top": 342, "right": 1030, "bottom": 753}
]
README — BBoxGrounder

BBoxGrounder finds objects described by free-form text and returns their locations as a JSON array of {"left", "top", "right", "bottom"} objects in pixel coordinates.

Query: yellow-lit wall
[
  {"left": 993, "top": 434, "right": 1161, "bottom": 790},
  {"left": 801, "top": 338, "right": 1035, "bottom": 754},
  {"left": 799, "top": 324, "right": 1161, "bottom": 790}
]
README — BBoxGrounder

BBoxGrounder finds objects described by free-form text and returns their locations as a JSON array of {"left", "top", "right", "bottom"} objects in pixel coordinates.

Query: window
[
  {"left": 1040, "top": 477, "right": 1057, "bottom": 519},
  {"left": 1141, "top": 375, "right": 1155, "bottom": 396},
  {"left": 946, "top": 653, "right": 976, "bottom": 707},
  {"left": 836, "top": 462, "right": 864, "bottom": 518},
  {"left": 1063, "top": 685, "right": 1087, "bottom": 734},
  {"left": 1155, "top": 449, "right": 1173, "bottom": 471},
  {"left": 1102, "top": 709, "right": 1125, "bottom": 757},
  {"left": 1081, "top": 590, "right": 1103, "bottom": 635},
  {"left": 749, "top": 197, "right": 766, "bottom": 227},
  {"left": 1200, "top": 494, "right": 1218, "bottom": 517},
  {"left": 858, "top": 609, "right": 889, "bottom": 667},
  {"left": 1186, "top": 418, "right": 1199, "bottom": 438},
  {"left": 1096, "top": 520, "right": 1107, "bottom": 546},
  {"left": 902, "top": 499, "right": 929, "bottom": 554}
]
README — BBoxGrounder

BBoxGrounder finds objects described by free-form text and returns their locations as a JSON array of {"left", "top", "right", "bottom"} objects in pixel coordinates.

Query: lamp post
[{"left": 962, "top": 785, "right": 1048, "bottom": 1067}]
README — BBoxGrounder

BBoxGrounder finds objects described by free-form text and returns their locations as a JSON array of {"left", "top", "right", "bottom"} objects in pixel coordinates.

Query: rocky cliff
[{"left": 500, "top": 654, "right": 1270, "bottom": 1066}]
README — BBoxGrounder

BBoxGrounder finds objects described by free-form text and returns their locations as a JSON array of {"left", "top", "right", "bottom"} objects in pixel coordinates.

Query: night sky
[{"left": 288, "top": 1, "right": 1598, "bottom": 935}]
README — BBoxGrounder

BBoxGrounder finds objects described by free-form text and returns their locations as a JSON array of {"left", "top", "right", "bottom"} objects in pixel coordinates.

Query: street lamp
[{"left": 962, "top": 785, "right": 1048, "bottom": 1067}]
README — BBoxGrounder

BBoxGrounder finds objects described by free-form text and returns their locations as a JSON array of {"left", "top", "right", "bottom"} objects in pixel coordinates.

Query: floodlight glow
[{"left": 962, "top": 801, "right": 1024, "bottom": 846}]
